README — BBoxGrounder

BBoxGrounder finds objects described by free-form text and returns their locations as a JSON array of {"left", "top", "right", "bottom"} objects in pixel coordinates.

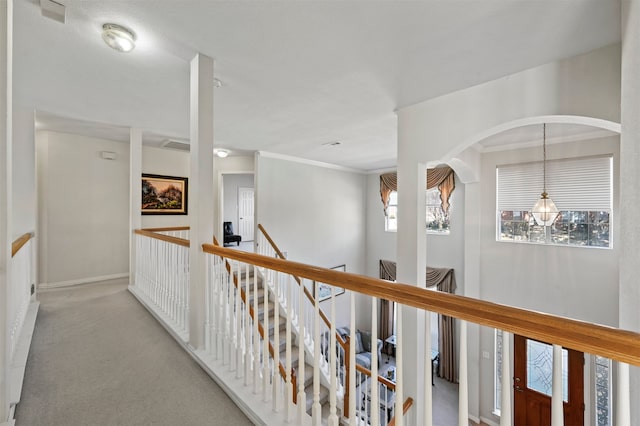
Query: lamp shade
[{"left": 532, "top": 192, "right": 559, "bottom": 226}]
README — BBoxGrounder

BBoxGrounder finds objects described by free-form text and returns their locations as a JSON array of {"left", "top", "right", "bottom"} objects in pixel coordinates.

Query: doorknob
[{"left": 514, "top": 376, "right": 523, "bottom": 392}]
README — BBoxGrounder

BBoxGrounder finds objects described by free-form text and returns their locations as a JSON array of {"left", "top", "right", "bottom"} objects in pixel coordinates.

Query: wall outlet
[{"left": 482, "top": 351, "right": 490, "bottom": 359}]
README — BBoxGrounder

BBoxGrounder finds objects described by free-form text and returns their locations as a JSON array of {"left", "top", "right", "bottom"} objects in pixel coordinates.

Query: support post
[
  {"left": 129, "top": 128, "right": 142, "bottom": 288},
  {"left": 499, "top": 331, "right": 511, "bottom": 426},
  {"left": 551, "top": 344, "right": 563, "bottom": 426},
  {"left": 0, "top": 0, "right": 12, "bottom": 421},
  {"left": 620, "top": 3, "right": 640, "bottom": 424},
  {"left": 458, "top": 320, "right": 468, "bottom": 426},
  {"left": 188, "top": 53, "right": 214, "bottom": 349}
]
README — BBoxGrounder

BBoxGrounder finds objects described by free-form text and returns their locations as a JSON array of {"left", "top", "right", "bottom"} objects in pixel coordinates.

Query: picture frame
[
  {"left": 315, "top": 264, "right": 346, "bottom": 302},
  {"left": 141, "top": 174, "right": 188, "bottom": 215}
]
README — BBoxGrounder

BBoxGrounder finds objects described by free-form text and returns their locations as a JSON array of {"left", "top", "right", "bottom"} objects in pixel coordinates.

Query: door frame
[
  {"left": 218, "top": 171, "right": 255, "bottom": 245},
  {"left": 237, "top": 186, "right": 255, "bottom": 241}
]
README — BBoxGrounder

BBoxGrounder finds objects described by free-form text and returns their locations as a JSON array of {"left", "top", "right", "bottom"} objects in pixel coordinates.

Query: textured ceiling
[{"left": 16, "top": 0, "right": 621, "bottom": 171}]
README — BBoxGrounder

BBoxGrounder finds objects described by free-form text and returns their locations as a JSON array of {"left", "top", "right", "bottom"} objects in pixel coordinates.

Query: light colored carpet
[{"left": 15, "top": 278, "right": 253, "bottom": 426}]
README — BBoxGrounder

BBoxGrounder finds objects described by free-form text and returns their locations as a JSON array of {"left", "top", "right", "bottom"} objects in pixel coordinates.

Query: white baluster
[
  {"left": 285, "top": 274, "right": 293, "bottom": 422},
  {"left": 312, "top": 281, "right": 321, "bottom": 425},
  {"left": 297, "top": 278, "right": 306, "bottom": 423},
  {"left": 424, "top": 308, "right": 432, "bottom": 426},
  {"left": 348, "top": 293, "right": 356, "bottom": 426},
  {"left": 395, "top": 305, "right": 403, "bottom": 426},
  {"left": 235, "top": 261, "right": 242, "bottom": 378},
  {"left": 500, "top": 331, "right": 511, "bottom": 426},
  {"left": 551, "top": 344, "right": 563, "bottom": 426},
  {"left": 370, "top": 297, "right": 379, "bottom": 426},
  {"left": 273, "top": 271, "right": 281, "bottom": 411},
  {"left": 263, "top": 264, "right": 270, "bottom": 402},
  {"left": 616, "top": 362, "right": 631, "bottom": 426},
  {"left": 253, "top": 265, "right": 260, "bottom": 394},
  {"left": 458, "top": 320, "right": 468, "bottom": 426},
  {"left": 245, "top": 262, "right": 251, "bottom": 386},
  {"left": 328, "top": 286, "right": 339, "bottom": 426}
]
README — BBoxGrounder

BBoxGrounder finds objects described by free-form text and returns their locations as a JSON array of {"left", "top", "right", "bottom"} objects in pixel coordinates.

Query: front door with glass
[{"left": 514, "top": 335, "right": 584, "bottom": 425}]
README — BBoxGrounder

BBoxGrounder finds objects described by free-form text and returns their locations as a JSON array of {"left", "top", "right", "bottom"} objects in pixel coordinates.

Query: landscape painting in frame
[{"left": 141, "top": 174, "right": 188, "bottom": 215}]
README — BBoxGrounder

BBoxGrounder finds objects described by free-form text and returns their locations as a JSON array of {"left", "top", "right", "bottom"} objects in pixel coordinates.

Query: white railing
[
  {"left": 132, "top": 227, "right": 638, "bottom": 426},
  {"left": 8, "top": 233, "right": 33, "bottom": 362},
  {"left": 134, "top": 231, "right": 189, "bottom": 339}
]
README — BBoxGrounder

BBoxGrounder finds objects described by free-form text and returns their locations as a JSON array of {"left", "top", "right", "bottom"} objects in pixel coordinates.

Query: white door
[{"left": 238, "top": 187, "right": 255, "bottom": 241}]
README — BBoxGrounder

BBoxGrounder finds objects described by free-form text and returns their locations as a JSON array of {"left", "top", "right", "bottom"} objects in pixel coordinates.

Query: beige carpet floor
[{"left": 15, "top": 278, "right": 253, "bottom": 426}]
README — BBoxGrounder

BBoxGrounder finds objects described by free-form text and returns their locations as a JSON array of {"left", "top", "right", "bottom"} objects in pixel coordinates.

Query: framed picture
[
  {"left": 141, "top": 174, "right": 188, "bottom": 215},
  {"left": 315, "top": 264, "right": 346, "bottom": 302}
]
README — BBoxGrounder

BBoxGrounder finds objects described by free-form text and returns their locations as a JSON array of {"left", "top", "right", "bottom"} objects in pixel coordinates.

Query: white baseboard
[
  {"left": 39, "top": 273, "right": 129, "bottom": 289},
  {"left": 480, "top": 415, "right": 500, "bottom": 426},
  {"left": 7, "top": 301, "right": 39, "bottom": 424}
]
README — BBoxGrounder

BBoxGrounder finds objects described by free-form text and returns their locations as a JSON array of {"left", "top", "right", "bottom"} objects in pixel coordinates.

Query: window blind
[{"left": 497, "top": 155, "right": 612, "bottom": 212}]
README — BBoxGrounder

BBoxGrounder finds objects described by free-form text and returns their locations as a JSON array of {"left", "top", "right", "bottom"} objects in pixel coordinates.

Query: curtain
[
  {"left": 426, "top": 267, "right": 457, "bottom": 383},
  {"left": 379, "top": 259, "right": 458, "bottom": 382},
  {"left": 379, "top": 167, "right": 456, "bottom": 215},
  {"left": 379, "top": 260, "right": 397, "bottom": 355}
]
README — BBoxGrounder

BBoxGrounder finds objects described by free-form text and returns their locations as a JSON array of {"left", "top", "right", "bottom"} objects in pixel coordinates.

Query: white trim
[
  {"left": 9, "top": 302, "right": 39, "bottom": 405},
  {"left": 468, "top": 414, "right": 481, "bottom": 424},
  {"left": 39, "top": 273, "right": 129, "bottom": 289},
  {"left": 257, "top": 151, "right": 365, "bottom": 174},
  {"left": 480, "top": 415, "right": 500, "bottom": 426},
  {"left": 367, "top": 166, "right": 397, "bottom": 175}
]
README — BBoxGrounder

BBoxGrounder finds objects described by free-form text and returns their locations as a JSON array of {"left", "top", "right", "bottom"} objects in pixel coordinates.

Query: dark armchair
[{"left": 223, "top": 221, "right": 242, "bottom": 246}]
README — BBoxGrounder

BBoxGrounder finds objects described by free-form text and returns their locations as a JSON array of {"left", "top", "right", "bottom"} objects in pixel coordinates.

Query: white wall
[
  {"left": 141, "top": 146, "right": 190, "bottom": 229},
  {"left": 12, "top": 106, "right": 36, "bottom": 238},
  {"left": 255, "top": 153, "right": 366, "bottom": 327},
  {"left": 222, "top": 173, "right": 254, "bottom": 235},
  {"left": 36, "top": 131, "right": 129, "bottom": 286}
]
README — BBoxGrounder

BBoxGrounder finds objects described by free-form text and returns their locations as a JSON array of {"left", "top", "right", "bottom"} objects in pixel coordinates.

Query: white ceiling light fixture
[
  {"left": 214, "top": 148, "right": 229, "bottom": 158},
  {"left": 531, "top": 123, "right": 559, "bottom": 226},
  {"left": 102, "top": 23, "right": 136, "bottom": 53}
]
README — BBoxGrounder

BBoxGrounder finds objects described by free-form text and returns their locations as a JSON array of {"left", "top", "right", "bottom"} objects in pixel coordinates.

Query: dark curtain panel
[
  {"left": 379, "top": 259, "right": 458, "bottom": 382},
  {"left": 379, "top": 260, "right": 397, "bottom": 355},
  {"left": 379, "top": 167, "right": 456, "bottom": 215},
  {"left": 426, "top": 266, "right": 457, "bottom": 383}
]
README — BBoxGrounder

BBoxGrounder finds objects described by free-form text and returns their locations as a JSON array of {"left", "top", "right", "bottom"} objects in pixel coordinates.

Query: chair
[
  {"left": 223, "top": 221, "right": 242, "bottom": 246},
  {"left": 324, "top": 327, "right": 383, "bottom": 370}
]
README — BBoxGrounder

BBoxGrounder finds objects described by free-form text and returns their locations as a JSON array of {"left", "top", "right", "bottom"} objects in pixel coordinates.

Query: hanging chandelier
[{"left": 531, "top": 123, "right": 559, "bottom": 226}]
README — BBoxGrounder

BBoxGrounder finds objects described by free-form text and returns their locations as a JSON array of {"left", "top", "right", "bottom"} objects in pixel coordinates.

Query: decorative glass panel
[
  {"left": 594, "top": 355, "right": 611, "bottom": 426},
  {"left": 495, "top": 330, "right": 503, "bottom": 412},
  {"left": 526, "top": 340, "right": 568, "bottom": 402}
]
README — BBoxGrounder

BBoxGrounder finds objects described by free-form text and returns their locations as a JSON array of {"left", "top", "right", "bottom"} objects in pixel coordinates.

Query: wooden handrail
[
  {"left": 12, "top": 232, "right": 33, "bottom": 257},
  {"left": 201, "top": 243, "right": 640, "bottom": 366},
  {"left": 354, "top": 363, "right": 396, "bottom": 391},
  {"left": 140, "top": 226, "right": 190, "bottom": 232},
  {"left": 212, "top": 237, "right": 292, "bottom": 402},
  {"left": 387, "top": 397, "right": 414, "bottom": 426},
  {"left": 134, "top": 229, "right": 190, "bottom": 248}
]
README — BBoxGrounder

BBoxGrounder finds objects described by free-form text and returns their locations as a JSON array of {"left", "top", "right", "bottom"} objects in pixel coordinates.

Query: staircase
[{"left": 227, "top": 254, "right": 333, "bottom": 420}]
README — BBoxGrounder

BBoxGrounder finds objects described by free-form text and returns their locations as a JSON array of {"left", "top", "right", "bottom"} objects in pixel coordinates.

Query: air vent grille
[{"left": 161, "top": 140, "right": 190, "bottom": 151}]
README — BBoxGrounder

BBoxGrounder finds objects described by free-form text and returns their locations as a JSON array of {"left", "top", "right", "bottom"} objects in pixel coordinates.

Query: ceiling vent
[
  {"left": 161, "top": 139, "right": 190, "bottom": 152},
  {"left": 40, "top": 0, "right": 66, "bottom": 24}
]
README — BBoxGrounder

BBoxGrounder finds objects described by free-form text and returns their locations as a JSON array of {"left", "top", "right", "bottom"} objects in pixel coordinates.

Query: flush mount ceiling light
[
  {"left": 102, "top": 23, "right": 136, "bottom": 53},
  {"left": 531, "top": 123, "right": 559, "bottom": 226},
  {"left": 214, "top": 148, "right": 229, "bottom": 158}
]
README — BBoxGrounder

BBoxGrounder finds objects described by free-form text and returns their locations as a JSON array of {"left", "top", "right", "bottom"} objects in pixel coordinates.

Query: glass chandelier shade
[{"left": 532, "top": 123, "right": 559, "bottom": 226}]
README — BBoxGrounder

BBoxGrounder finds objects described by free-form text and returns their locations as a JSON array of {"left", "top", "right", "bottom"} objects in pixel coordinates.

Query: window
[
  {"left": 426, "top": 187, "right": 450, "bottom": 233},
  {"left": 594, "top": 355, "right": 611, "bottom": 426},
  {"left": 385, "top": 191, "right": 398, "bottom": 231},
  {"left": 497, "top": 155, "right": 612, "bottom": 248}
]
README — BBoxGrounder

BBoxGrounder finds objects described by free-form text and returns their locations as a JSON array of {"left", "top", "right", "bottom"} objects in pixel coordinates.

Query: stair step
[{"left": 304, "top": 383, "right": 330, "bottom": 414}]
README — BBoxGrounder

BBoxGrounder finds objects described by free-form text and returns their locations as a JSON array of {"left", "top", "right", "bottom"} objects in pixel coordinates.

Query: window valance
[{"left": 380, "top": 166, "right": 456, "bottom": 215}]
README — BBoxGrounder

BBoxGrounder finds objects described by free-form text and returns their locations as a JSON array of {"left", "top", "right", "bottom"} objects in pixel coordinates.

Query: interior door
[
  {"left": 238, "top": 187, "right": 254, "bottom": 241},
  {"left": 514, "top": 335, "right": 584, "bottom": 426}
]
